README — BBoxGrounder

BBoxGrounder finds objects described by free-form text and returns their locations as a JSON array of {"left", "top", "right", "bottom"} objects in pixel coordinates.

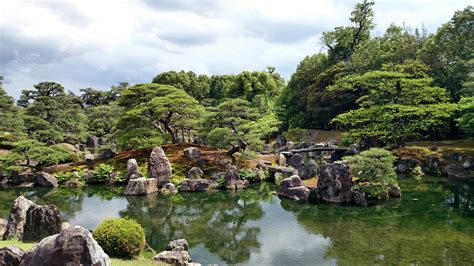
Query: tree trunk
[{"left": 162, "top": 122, "right": 178, "bottom": 144}]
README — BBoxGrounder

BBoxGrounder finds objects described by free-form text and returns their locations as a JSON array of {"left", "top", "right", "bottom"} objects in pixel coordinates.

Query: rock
[
  {"left": 21, "top": 226, "right": 111, "bottom": 266},
  {"left": 442, "top": 164, "right": 471, "bottom": 179},
  {"left": 160, "top": 183, "right": 178, "bottom": 194},
  {"left": 153, "top": 251, "right": 193, "bottom": 266},
  {"left": 389, "top": 186, "right": 402, "bottom": 198},
  {"left": 256, "top": 160, "right": 272, "bottom": 169},
  {"left": 267, "top": 166, "right": 297, "bottom": 179},
  {"left": 86, "top": 136, "right": 100, "bottom": 150},
  {"left": 126, "top": 159, "right": 139, "bottom": 180},
  {"left": 317, "top": 161, "right": 354, "bottom": 203},
  {"left": 423, "top": 155, "right": 441, "bottom": 175},
  {"left": 286, "top": 141, "right": 295, "bottom": 150},
  {"left": 99, "top": 149, "right": 118, "bottom": 160},
  {"left": 287, "top": 154, "right": 303, "bottom": 168},
  {"left": 277, "top": 153, "right": 287, "bottom": 166},
  {"left": 10, "top": 173, "right": 34, "bottom": 186},
  {"left": 308, "top": 188, "right": 322, "bottom": 204},
  {"left": 124, "top": 178, "right": 159, "bottom": 195},
  {"left": 61, "top": 222, "right": 71, "bottom": 230},
  {"left": 187, "top": 167, "right": 204, "bottom": 179},
  {"left": 3, "top": 196, "right": 36, "bottom": 240},
  {"left": 352, "top": 190, "right": 368, "bottom": 207},
  {"left": 348, "top": 144, "right": 361, "bottom": 155},
  {"left": 183, "top": 147, "right": 201, "bottom": 160},
  {"left": 148, "top": 147, "right": 172, "bottom": 187},
  {"left": 105, "top": 172, "right": 120, "bottom": 185},
  {"left": 274, "top": 172, "right": 284, "bottom": 185},
  {"left": 463, "top": 156, "right": 474, "bottom": 170},
  {"left": 166, "top": 239, "right": 189, "bottom": 252},
  {"left": 84, "top": 154, "right": 95, "bottom": 168},
  {"left": 34, "top": 171, "right": 58, "bottom": 187},
  {"left": 0, "top": 174, "right": 8, "bottom": 188},
  {"left": 255, "top": 170, "right": 266, "bottom": 182},
  {"left": 262, "top": 144, "right": 273, "bottom": 154},
  {"left": 396, "top": 158, "right": 419, "bottom": 174},
  {"left": 64, "top": 179, "right": 84, "bottom": 188},
  {"left": 224, "top": 165, "right": 248, "bottom": 190},
  {"left": 296, "top": 161, "right": 318, "bottom": 180},
  {"left": 23, "top": 204, "right": 62, "bottom": 242},
  {"left": 329, "top": 139, "right": 337, "bottom": 145},
  {"left": 276, "top": 135, "right": 286, "bottom": 148},
  {"left": 179, "top": 179, "right": 217, "bottom": 192},
  {"left": 98, "top": 137, "right": 107, "bottom": 145},
  {"left": 278, "top": 175, "right": 310, "bottom": 201},
  {"left": 0, "top": 218, "right": 6, "bottom": 238},
  {"left": 0, "top": 246, "right": 24, "bottom": 266}
]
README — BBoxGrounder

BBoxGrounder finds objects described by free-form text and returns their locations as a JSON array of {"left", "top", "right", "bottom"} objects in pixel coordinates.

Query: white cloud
[{"left": 0, "top": 0, "right": 471, "bottom": 98}]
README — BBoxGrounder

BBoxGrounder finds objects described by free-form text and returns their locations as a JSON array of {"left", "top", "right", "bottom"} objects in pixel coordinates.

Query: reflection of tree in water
[
  {"left": 282, "top": 178, "right": 474, "bottom": 265},
  {"left": 445, "top": 179, "right": 474, "bottom": 216},
  {"left": 120, "top": 183, "right": 274, "bottom": 264}
]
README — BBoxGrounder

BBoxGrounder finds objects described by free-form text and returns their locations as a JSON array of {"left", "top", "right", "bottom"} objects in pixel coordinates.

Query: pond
[{"left": 1, "top": 176, "right": 473, "bottom": 265}]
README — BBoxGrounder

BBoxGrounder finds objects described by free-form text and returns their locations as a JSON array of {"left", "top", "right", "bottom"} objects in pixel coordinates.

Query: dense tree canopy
[{"left": 0, "top": 77, "right": 24, "bottom": 135}]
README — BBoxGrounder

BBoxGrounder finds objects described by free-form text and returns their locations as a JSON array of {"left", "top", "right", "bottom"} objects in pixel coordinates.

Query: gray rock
[
  {"left": 34, "top": 171, "right": 58, "bottom": 187},
  {"left": 267, "top": 166, "right": 297, "bottom": 179},
  {"left": 0, "top": 246, "right": 24, "bottom": 266},
  {"left": 396, "top": 159, "right": 419, "bottom": 173},
  {"left": 126, "top": 159, "right": 139, "bottom": 180},
  {"left": 61, "top": 222, "right": 71, "bottom": 230},
  {"left": 179, "top": 179, "right": 217, "bottom": 192},
  {"left": 64, "top": 179, "right": 84, "bottom": 188},
  {"left": 183, "top": 147, "right": 201, "bottom": 160},
  {"left": 352, "top": 190, "right": 367, "bottom": 207},
  {"left": 224, "top": 165, "right": 248, "bottom": 190},
  {"left": 153, "top": 251, "right": 193, "bottom": 266},
  {"left": 287, "top": 141, "right": 295, "bottom": 150},
  {"left": 317, "top": 161, "right": 354, "bottom": 203},
  {"left": 0, "top": 219, "right": 6, "bottom": 239},
  {"left": 423, "top": 155, "right": 441, "bottom": 175},
  {"left": 23, "top": 204, "right": 62, "bottom": 242},
  {"left": 3, "top": 196, "right": 36, "bottom": 240},
  {"left": 148, "top": 147, "right": 172, "bottom": 187},
  {"left": 287, "top": 154, "right": 303, "bottom": 168},
  {"left": 187, "top": 167, "right": 204, "bottom": 179},
  {"left": 278, "top": 175, "right": 309, "bottom": 201},
  {"left": 348, "top": 144, "right": 361, "bottom": 155},
  {"left": 21, "top": 226, "right": 111, "bottom": 266},
  {"left": 84, "top": 154, "right": 95, "bottom": 168},
  {"left": 276, "top": 135, "right": 286, "bottom": 148},
  {"left": 124, "top": 178, "right": 159, "bottom": 195},
  {"left": 166, "top": 239, "right": 189, "bottom": 252},
  {"left": 277, "top": 153, "right": 286, "bottom": 166},
  {"left": 442, "top": 164, "right": 471, "bottom": 179},
  {"left": 86, "top": 136, "right": 100, "bottom": 150},
  {"left": 10, "top": 173, "right": 34, "bottom": 186},
  {"left": 99, "top": 149, "right": 118, "bottom": 160},
  {"left": 160, "top": 183, "right": 178, "bottom": 194}
]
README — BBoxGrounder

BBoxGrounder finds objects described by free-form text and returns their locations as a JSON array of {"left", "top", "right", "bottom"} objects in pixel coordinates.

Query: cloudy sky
[{"left": 0, "top": 0, "right": 471, "bottom": 98}]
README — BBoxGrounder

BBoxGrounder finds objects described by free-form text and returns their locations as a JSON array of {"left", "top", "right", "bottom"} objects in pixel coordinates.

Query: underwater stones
[
  {"left": 224, "top": 165, "right": 248, "bottom": 190},
  {"left": 126, "top": 158, "right": 140, "bottom": 180},
  {"left": 22, "top": 204, "right": 62, "bottom": 242},
  {"left": 148, "top": 147, "right": 172, "bottom": 187},
  {"left": 0, "top": 246, "right": 24, "bottom": 266},
  {"left": 179, "top": 179, "right": 217, "bottom": 192},
  {"left": 21, "top": 226, "right": 111, "bottom": 266},
  {"left": 183, "top": 147, "right": 201, "bottom": 160},
  {"left": 278, "top": 175, "right": 310, "bottom": 201},
  {"left": 3, "top": 196, "right": 36, "bottom": 240},
  {"left": 34, "top": 171, "right": 58, "bottom": 187},
  {"left": 124, "top": 178, "right": 159, "bottom": 195},
  {"left": 317, "top": 161, "right": 354, "bottom": 203},
  {"left": 187, "top": 167, "right": 204, "bottom": 179}
]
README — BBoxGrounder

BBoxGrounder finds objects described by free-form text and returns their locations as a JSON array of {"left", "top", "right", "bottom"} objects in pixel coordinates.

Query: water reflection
[{"left": 0, "top": 177, "right": 473, "bottom": 265}]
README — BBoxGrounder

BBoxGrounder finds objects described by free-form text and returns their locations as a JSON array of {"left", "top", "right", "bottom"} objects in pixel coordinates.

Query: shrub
[
  {"left": 92, "top": 163, "right": 115, "bottom": 183},
  {"left": 55, "top": 170, "right": 87, "bottom": 184},
  {"left": 283, "top": 128, "right": 307, "bottom": 142},
  {"left": 239, "top": 168, "right": 258, "bottom": 181},
  {"left": 344, "top": 148, "right": 398, "bottom": 199},
  {"left": 93, "top": 218, "right": 145, "bottom": 258}
]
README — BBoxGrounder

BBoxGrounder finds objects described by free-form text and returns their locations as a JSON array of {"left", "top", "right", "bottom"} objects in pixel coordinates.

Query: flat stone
[
  {"left": 124, "top": 178, "right": 159, "bottom": 195},
  {"left": 179, "top": 179, "right": 217, "bottom": 192}
]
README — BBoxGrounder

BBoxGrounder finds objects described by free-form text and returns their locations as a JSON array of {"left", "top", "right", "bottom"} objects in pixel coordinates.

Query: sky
[{"left": 0, "top": 0, "right": 471, "bottom": 98}]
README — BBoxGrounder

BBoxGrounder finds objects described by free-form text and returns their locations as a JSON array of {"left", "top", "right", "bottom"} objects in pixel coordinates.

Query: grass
[{"left": 0, "top": 240, "right": 161, "bottom": 265}]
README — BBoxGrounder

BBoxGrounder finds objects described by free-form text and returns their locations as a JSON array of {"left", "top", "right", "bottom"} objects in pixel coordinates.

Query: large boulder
[
  {"left": 166, "top": 239, "right": 189, "bottom": 252},
  {"left": 21, "top": 226, "right": 111, "bottom": 266},
  {"left": 3, "top": 196, "right": 36, "bottom": 240},
  {"left": 126, "top": 159, "right": 140, "bottom": 180},
  {"left": 153, "top": 251, "right": 193, "bottom": 266},
  {"left": 187, "top": 167, "right": 204, "bottom": 179},
  {"left": 224, "top": 165, "right": 248, "bottom": 190},
  {"left": 148, "top": 147, "right": 172, "bottom": 187},
  {"left": 160, "top": 183, "right": 178, "bottom": 194},
  {"left": 34, "top": 171, "right": 58, "bottom": 187},
  {"left": 99, "top": 149, "right": 118, "bottom": 160},
  {"left": 86, "top": 136, "right": 100, "bottom": 150},
  {"left": 0, "top": 218, "right": 6, "bottom": 238},
  {"left": 0, "top": 246, "right": 24, "bottom": 266},
  {"left": 183, "top": 147, "right": 201, "bottom": 160},
  {"left": 23, "top": 204, "right": 62, "bottom": 242},
  {"left": 179, "top": 179, "right": 217, "bottom": 192},
  {"left": 278, "top": 175, "right": 310, "bottom": 201},
  {"left": 317, "top": 161, "right": 354, "bottom": 203},
  {"left": 287, "top": 154, "right": 303, "bottom": 168},
  {"left": 124, "top": 178, "right": 159, "bottom": 195}
]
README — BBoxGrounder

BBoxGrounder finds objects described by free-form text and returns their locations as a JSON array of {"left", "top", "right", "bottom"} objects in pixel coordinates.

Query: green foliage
[
  {"left": 92, "top": 163, "right": 115, "bottom": 183},
  {"left": 118, "top": 83, "right": 204, "bottom": 145},
  {"left": 85, "top": 103, "right": 123, "bottom": 139},
  {"left": 54, "top": 170, "right": 87, "bottom": 184},
  {"left": 0, "top": 77, "right": 25, "bottom": 135},
  {"left": 18, "top": 82, "right": 88, "bottom": 143},
  {"left": 0, "top": 140, "right": 73, "bottom": 173},
  {"left": 152, "top": 70, "right": 211, "bottom": 101},
  {"left": 283, "top": 128, "right": 307, "bottom": 142},
  {"left": 344, "top": 148, "right": 398, "bottom": 199},
  {"left": 239, "top": 168, "right": 258, "bottom": 182},
  {"left": 457, "top": 96, "right": 474, "bottom": 136},
  {"left": 93, "top": 218, "right": 145, "bottom": 258}
]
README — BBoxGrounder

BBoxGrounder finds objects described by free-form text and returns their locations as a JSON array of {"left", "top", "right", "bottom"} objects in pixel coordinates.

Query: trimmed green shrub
[
  {"left": 93, "top": 218, "right": 145, "bottom": 258},
  {"left": 54, "top": 170, "right": 87, "bottom": 184},
  {"left": 344, "top": 148, "right": 398, "bottom": 199},
  {"left": 239, "top": 168, "right": 257, "bottom": 181}
]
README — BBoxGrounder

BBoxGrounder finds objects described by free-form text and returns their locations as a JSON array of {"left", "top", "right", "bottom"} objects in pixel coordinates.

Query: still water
[{"left": 1, "top": 177, "right": 473, "bottom": 265}]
